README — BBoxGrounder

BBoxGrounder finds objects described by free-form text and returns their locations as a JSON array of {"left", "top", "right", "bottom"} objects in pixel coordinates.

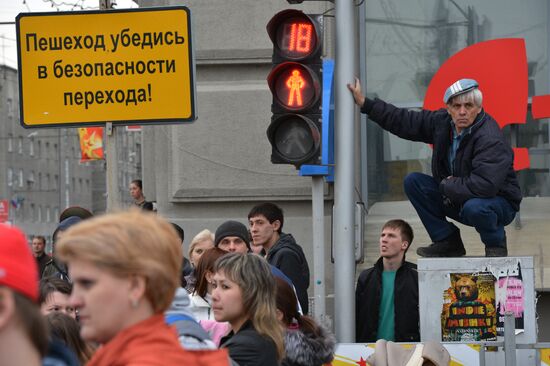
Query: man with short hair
[
  {"left": 0, "top": 224, "right": 49, "bottom": 366},
  {"left": 248, "top": 202, "right": 310, "bottom": 314},
  {"left": 355, "top": 219, "right": 419, "bottom": 343},
  {"left": 348, "top": 78, "right": 521, "bottom": 257},
  {"left": 214, "top": 220, "right": 251, "bottom": 254},
  {"left": 32, "top": 235, "right": 50, "bottom": 279}
]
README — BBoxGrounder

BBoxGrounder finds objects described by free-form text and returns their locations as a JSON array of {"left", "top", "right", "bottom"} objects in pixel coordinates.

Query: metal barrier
[{"left": 477, "top": 312, "right": 550, "bottom": 365}]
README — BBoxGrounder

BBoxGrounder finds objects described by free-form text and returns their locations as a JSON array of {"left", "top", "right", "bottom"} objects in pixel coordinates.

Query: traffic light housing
[{"left": 266, "top": 9, "right": 323, "bottom": 168}]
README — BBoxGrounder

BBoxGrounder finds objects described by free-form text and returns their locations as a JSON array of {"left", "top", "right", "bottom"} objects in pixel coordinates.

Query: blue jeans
[{"left": 403, "top": 173, "right": 517, "bottom": 247}]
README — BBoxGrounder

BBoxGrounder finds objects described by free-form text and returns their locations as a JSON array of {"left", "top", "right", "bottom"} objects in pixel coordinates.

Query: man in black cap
[
  {"left": 348, "top": 78, "right": 521, "bottom": 257},
  {"left": 214, "top": 220, "right": 251, "bottom": 254}
]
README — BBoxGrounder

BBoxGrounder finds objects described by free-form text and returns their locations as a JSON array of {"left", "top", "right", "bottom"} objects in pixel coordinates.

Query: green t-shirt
[{"left": 377, "top": 270, "right": 396, "bottom": 341}]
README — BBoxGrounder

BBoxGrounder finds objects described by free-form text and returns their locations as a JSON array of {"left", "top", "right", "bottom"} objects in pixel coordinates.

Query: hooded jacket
[
  {"left": 165, "top": 288, "right": 217, "bottom": 350},
  {"left": 266, "top": 233, "right": 310, "bottom": 314},
  {"left": 282, "top": 325, "right": 335, "bottom": 366},
  {"left": 361, "top": 98, "right": 522, "bottom": 210}
]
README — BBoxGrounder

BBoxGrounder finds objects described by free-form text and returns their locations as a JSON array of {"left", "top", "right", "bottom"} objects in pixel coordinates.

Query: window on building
[
  {"left": 46, "top": 174, "right": 50, "bottom": 190},
  {"left": 37, "top": 140, "right": 41, "bottom": 157},
  {"left": 72, "top": 177, "right": 76, "bottom": 191},
  {"left": 7, "top": 134, "right": 13, "bottom": 153},
  {"left": 37, "top": 206, "right": 42, "bottom": 222},
  {"left": 18, "top": 170, "right": 23, "bottom": 187},
  {"left": 29, "top": 138, "right": 34, "bottom": 156},
  {"left": 45, "top": 142, "right": 50, "bottom": 158},
  {"left": 18, "top": 137, "right": 23, "bottom": 155},
  {"left": 46, "top": 207, "right": 51, "bottom": 223},
  {"left": 28, "top": 171, "right": 35, "bottom": 187},
  {"left": 54, "top": 175, "right": 59, "bottom": 189},
  {"left": 38, "top": 172, "right": 42, "bottom": 190},
  {"left": 30, "top": 203, "right": 35, "bottom": 222},
  {"left": 7, "top": 98, "right": 13, "bottom": 117},
  {"left": 7, "top": 168, "right": 13, "bottom": 187}
]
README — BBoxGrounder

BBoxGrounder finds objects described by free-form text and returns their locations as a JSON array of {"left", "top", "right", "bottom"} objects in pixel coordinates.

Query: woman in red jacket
[{"left": 56, "top": 210, "right": 230, "bottom": 366}]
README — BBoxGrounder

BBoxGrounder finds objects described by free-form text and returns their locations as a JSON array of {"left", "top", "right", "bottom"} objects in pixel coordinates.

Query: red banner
[
  {"left": 0, "top": 200, "right": 9, "bottom": 223},
  {"left": 78, "top": 127, "right": 104, "bottom": 162}
]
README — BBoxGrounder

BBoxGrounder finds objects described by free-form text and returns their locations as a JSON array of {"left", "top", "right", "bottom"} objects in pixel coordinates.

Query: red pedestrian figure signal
[{"left": 287, "top": 69, "right": 306, "bottom": 107}]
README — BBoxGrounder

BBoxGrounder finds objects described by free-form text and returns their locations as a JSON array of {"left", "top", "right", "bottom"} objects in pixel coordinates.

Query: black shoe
[
  {"left": 485, "top": 247, "right": 508, "bottom": 257},
  {"left": 416, "top": 230, "right": 466, "bottom": 257},
  {"left": 485, "top": 237, "right": 508, "bottom": 257}
]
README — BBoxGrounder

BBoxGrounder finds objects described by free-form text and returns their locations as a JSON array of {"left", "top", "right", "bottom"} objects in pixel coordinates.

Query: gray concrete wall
[{"left": 138, "top": 0, "right": 337, "bottom": 319}]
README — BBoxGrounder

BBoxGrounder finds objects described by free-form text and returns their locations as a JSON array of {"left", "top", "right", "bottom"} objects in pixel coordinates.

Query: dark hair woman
[{"left": 275, "top": 277, "right": 335, "bottom": 366}]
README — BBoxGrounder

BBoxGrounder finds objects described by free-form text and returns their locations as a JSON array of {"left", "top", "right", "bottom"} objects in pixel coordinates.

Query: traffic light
[{"left": 266, "top": 9, "right": 323, "bottom": 168}]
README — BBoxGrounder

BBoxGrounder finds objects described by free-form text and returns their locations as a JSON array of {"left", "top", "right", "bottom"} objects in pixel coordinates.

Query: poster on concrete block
[
  {"left": 495, "top": 260, "right": 525, "bottom": 336},
  {"left": 441, "top": 272, "right": 497, "bottom": 342}
]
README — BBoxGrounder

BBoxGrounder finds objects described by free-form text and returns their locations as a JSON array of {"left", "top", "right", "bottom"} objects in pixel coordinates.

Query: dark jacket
[
  {"left": 362, "top": 98, "right": 522, "bottom": 210},
  {"left": 220, "top": 320, "right": 279, "bottom": 366},
  {"left": 42, "top": 258, "right": 70, "bottom": 282},
  {"left": 36, "top": 253, "right": 51, "bottom": 279},
  {"left": 282, "top": 325, "right": 335, "bottom": 366},
  {"left": 355, "top": 257, "right": 419, "bottom": 342},
  {"left": 267, "top": 233, "right": 310, "bottom": 314}
]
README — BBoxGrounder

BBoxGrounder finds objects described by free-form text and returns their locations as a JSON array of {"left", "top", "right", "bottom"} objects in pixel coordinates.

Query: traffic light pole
[
  {"left": 333, "top": 0, "right": 357, "bottom": 342},
  {"left": 101, "top": 0, "right": 121, "bottom": 212},
  {"left": 312, "top": 175, "right": 326, "bottom": 323}
]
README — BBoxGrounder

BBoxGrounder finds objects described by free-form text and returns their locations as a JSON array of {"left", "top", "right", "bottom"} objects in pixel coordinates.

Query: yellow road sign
[{"left": 16, "top": 7, "right": 196, "bottom": 127}]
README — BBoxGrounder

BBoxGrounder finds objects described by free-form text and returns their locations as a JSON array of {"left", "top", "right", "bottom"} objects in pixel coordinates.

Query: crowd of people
[
  {"left": 1, "top": 77, "right": 519, "bottom": 365},
  {"left": 1, "top": 199, "right": 334, "bottom": 366}
]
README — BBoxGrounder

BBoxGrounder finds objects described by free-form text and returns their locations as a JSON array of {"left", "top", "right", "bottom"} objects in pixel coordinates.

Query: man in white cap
[{"left": 348, "top": 78, "right": 521, "bottom": 257}]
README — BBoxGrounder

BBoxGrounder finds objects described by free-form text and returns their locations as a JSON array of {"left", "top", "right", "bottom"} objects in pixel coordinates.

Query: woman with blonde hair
[
  {"left": 185, "top": 229, "right": 215, "bottom": 293},
  {"left": 56, "top": 210, "right": 229, "bottom": 366},
  {"left": 188, "top": 229, "right": 215, "bottom": 267},
  {"left": 212, "top": 253, "right": 284, "bottom": 366}
]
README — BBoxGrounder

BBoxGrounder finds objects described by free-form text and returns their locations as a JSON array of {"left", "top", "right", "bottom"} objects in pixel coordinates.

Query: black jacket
[
  {"left": 267, "top": 233, "right": 310, "bottom": 314},
  {"left": 362, "top": 98, "right": 522, "bottom": 210},
  {"left": 355, "top": 258, "right": 419, "bottom": 342},
  {"left": 220, "top": 320, "right": 279, "bottom": 366},
  {"left": 282, "top": 325, "right": 335, "bottom": 366},
  {"left": 36, "top": 253, "right": 50, "bottom": 279}
]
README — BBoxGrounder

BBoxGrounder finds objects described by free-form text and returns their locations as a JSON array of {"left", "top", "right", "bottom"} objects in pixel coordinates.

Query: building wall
[
  {"left": 0, "top": 65, "right": 95, "bottom": 243},
  {"left": 0, "top": 65, "right": 142, "bottom": 247},
  {"left": 137, "top": 0, "right": 338, "bottom": 320}
]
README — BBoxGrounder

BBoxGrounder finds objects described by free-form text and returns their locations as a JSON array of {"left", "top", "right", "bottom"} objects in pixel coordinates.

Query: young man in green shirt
[{"left": 355, "top": 219, "right": 419, "bottom": 342}]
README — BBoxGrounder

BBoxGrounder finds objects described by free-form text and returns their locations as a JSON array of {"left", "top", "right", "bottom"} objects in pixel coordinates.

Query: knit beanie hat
[
  {"left": 0, "top": 224, "right": 39, "bottom": 301},
  {"left": 214, "top": 220, "right": 251, "bottom": 250}
]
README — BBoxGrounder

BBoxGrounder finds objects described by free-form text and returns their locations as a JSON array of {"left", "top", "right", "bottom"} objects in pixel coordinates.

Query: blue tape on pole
[{"left": 300, "top": 58, "right": 334, "bottom": 180}]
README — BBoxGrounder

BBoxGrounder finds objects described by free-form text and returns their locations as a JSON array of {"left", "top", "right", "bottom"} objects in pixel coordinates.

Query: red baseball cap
[{"left": 0, "top": 224, "right": 38, "bottom": 301}]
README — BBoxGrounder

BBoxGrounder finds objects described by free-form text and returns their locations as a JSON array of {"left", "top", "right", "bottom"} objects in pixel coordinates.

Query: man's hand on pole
[{"left": 347, "top": 77, "right": 366, "bottom": 107}]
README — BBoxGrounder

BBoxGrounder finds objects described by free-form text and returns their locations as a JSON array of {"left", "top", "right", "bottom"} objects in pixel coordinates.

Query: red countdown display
[
  {"left": 276, "top": 18, "right": 317, "bottom": 59},
  {"left": 267, "top": 10, "right": 322, "bottom": 63}
]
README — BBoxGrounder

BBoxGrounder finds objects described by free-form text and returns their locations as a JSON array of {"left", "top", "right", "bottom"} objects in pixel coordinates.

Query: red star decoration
[{"left": 356, "top": 357, "right": 368, "bottom": 366}]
